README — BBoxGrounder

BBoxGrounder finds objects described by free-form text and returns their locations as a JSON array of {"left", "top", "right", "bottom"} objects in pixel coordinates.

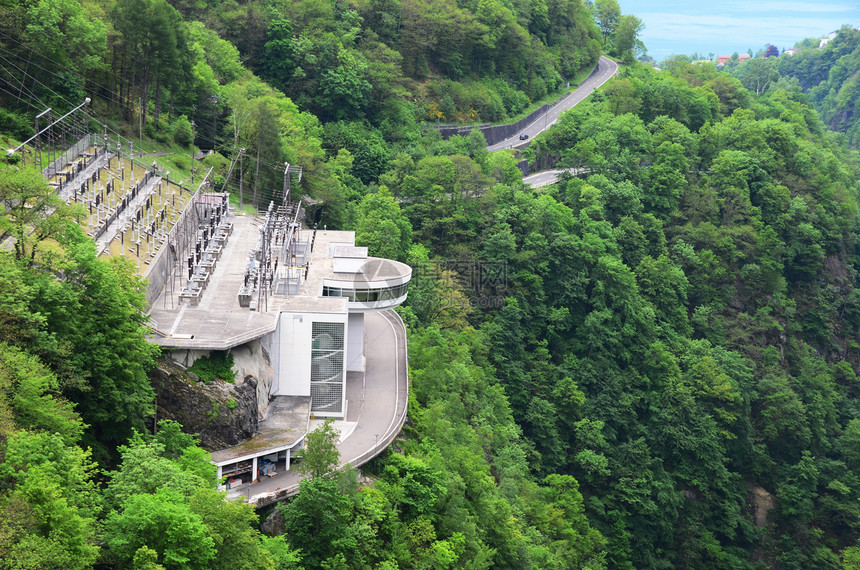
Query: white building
[{"left": 148, "top": 206, "right": 411, "bottom": 489}]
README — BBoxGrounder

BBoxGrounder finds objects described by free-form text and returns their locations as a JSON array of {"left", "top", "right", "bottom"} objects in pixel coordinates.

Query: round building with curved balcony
[{"left": 322, "top": 249, "right": 412, "bottom": 311}]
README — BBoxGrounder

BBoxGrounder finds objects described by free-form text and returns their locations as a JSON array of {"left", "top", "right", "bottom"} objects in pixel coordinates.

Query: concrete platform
[
  {"left": 210, "top": 396, "right": 310, "bottom": 464},
  {"left": 228, "top": 309, "right": 409, "bottom": 507},
  {"left": 143, "top": 210, "right": 410, "bottom": 507},
  {"left": 148, "top": 216, "right": 353, "bottom": 349}
]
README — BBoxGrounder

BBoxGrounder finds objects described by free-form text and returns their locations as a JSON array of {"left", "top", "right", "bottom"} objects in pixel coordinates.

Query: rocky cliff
[{"left": 150, "top": 357, "right": 259, "bottom": 450}]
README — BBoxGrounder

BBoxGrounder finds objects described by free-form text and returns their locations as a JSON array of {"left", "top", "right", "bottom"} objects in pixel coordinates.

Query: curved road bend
[
  {"left": 523, "top": 168, "right": 567, "bottom": 188},
  {"left": 487, "top": 55, "right": 619, "bottom": 152},
  {"left": 523, "top": 167, "right": 586, "bottom": 187},
  {"left": 244, "top": 309, "right": 409, "bottom": 508}
]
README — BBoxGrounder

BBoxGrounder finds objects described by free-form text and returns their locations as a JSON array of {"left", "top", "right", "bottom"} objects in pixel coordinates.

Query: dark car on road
[{"left": 519, "top": 133, "right": 528, "bottom": 140}]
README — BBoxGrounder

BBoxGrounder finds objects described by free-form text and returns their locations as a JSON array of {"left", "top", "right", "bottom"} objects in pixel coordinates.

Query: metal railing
[{"left": 42, "top": 133, "right": 93, "bottom": 180}]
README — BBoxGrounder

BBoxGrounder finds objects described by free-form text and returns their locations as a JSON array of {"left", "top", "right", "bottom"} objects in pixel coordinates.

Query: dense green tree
[
  {"left": 0, "top": 342, "right": 82, "bottom": 442},
  {"left": 101, "top": 421, "right": 280, "bottom": 567},
  {"left": 735, "top": 56, "right": 780, "bottom": 96},
  {"left": 612, "top": 14, "right": 644, "bottom": 64},
  {"left": 25, "top": 0, "right": 107, "bottom": 76},
  {"left": 0, "top": 165, "right": 83, "bottom": 264},
  {"left": 704, "top": 75, "right": 752, "bottom": 117},
  {"left": 354, "top": 187, "right": 412, "bottom": 262},
  {"left": 105, "top": 433, "right": 211, "bottom": 511},
  {"left": 592, "top": 0, "right": 619, "bottom": 46},
  {"left": 112, "top": 0, "right": 191, "bottom": 123},
  {"left": 261, "top": 17, "right": 296, "bottom": 90},
  {"left": 280, "top": 476, "right": 354, "bottom": 568},
  {"left": 322, "top": 121, "right": 390, "bottom": 184},
  {"left": 31, "top": 224, "right": 160, "bottom": 450},
  {"left": 0, "top": 430, "right": 101, "bottom": 568},
  {"left": 297, "top": 418, "right": 341, "bottom": 480},
  {"left": 103, "top": 489, "right": 216, "bottom": 569},
  {"left": 187, "top": 488, "right": 279, "bottom": 570}
]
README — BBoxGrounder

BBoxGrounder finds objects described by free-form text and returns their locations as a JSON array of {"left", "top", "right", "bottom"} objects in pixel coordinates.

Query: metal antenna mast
[
  {"left": 239, "top": 148, "right": 245, "bottom": 210},
  {"left": 34, "top": 108, "right": 51, "bottom": 171},
  {"left": 281, "top": 162, "right": 303, "bottom": 208}
]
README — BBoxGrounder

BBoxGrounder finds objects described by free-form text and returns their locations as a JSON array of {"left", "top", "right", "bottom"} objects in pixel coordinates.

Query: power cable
[
  {"left": 0, "top": 29, "right": 119, "bottom": 105},
  {"left": 0, "top": 60, "right": 52, "bottom": 111},
  {"left": 0, "top": 32, "right": 304, "bottom": 190},
  {"left": 0, "top": 83, "right": 44, "bottom": 113},
  {"left": 0, "top": 52, "right": 67, "bottom": 110}
]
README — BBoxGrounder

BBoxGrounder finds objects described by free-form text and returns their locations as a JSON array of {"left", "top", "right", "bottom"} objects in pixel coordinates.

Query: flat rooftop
[
  {"left": 210, "top": 396, "right": 310, "bottom": 465},
  {"left": 148, "top": 213, "right": 411, "bottom": 350},
  {"left": 148, "top": 216, "right": 354, "bottom": 350},
  {"left": 329, "top": 256, "right": 412, "bottom": 283}
]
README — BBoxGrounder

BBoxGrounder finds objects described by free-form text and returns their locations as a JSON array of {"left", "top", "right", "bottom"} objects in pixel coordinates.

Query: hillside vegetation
[
  {"left": 2, "top": 0, "right": 860, "bottom": 568},
  {"left": 690, "top": 25, "right": 860, "bottom": 151},
  {"left": 0, "top": 0, "right": 606, "bottom": 221},
  {"left": 778, "top": 26, "right": 860, "bottom": 150}
]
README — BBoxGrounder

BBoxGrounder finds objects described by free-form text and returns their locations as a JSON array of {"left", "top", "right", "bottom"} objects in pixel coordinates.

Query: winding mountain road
[
  {"left": 488, "top": 55, "right": 619, "bottom": 152},
  {"left": 522, "top": 168, "right": 573, "bottom": 187}
]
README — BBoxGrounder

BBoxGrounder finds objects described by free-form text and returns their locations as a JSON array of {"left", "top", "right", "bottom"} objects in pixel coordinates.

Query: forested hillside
[
  {"left": 711, "top": 25, "right": 860, "bottom": 151},
  {"left": 0, "top": 0, "right": 604, "bottom": 218},
  {"left": 3, "top": 0, "right": 860, "bottom": 568},
  {"left": 778, "top": 26, "right": 860, "bottom": 150},
  {"left": 367, "top": 54, "right": 860, "bottom": 566}
]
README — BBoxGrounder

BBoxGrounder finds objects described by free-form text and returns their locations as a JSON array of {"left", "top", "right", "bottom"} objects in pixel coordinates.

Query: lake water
[{"left": 618, "top": 1, "right": 860, "bottom": 61}]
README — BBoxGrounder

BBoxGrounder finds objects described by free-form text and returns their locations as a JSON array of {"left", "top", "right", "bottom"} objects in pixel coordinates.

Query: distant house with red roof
[{"left": 717, "top": 53, "right": 750, "bottom": 65}]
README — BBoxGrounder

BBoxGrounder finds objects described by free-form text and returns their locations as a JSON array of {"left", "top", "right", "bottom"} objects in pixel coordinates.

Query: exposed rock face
[
  {"left": 747, "top": 484, "right": 774, "bottom": 528},
  {"left": 229, "top": 339, "right": 275, "bottom": 421},
  {"left": 260, "top": 507, "right": 285, "bottom": 537},
  {"left": 150, "top": 358, "right": 259, "bottom": 450},
  {"left": 167, "top": 338, "right": 275, "bottom": 422}
]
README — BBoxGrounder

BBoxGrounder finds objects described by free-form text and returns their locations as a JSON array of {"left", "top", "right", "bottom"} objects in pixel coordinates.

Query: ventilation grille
[{"left": 310, "top": 322, "right": 344, "bottom": 413}]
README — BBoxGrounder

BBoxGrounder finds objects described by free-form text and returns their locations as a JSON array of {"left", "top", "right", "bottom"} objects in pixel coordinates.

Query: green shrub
[
  {"left": 154, "top": 129, "right": 171, "bottom": 144},
  {"left": 171, "top": 154, "right": 190, "bottom": 171},
  {"left": 226, "top": 398, "right": 237, "bottom": 410},
  {"left": 188, "top": 351, "right": 235, "bottom": 383},
  {"left": 0, "top": 108, "right": 33, "bottom": 140},
  {"left": 173, "top": 115, "right": 193, "bottom": 147},
  {"left": 208, "top": 401, "right": 220, "bottom": 421}
]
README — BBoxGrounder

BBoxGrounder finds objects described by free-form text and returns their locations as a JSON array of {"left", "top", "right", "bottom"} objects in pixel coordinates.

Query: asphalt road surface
[
  {"left": 487, "top": 55, "right": 619, "bottom": 152},
  {"left": 241, "top": 309, "right": 408, "bottom": 506},
  {"left": 522, "top": 168, "right": 566, "bottom": 188},
  {"left": 522, "top": 167, "right": 590, "bottom": 187}
]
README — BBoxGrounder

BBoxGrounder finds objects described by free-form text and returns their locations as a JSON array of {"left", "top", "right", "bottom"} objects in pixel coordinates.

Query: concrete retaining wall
[
  {"left": 433, "top": 60, "right": 604, "bottom": 145},
  {"left": 435, "top": 101, "right": 557, "bottom": 145}
]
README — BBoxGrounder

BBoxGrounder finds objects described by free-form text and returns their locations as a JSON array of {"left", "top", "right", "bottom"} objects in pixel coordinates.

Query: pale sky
[{"left": 617, "top": 1, "right": 860, "bottom": 60}]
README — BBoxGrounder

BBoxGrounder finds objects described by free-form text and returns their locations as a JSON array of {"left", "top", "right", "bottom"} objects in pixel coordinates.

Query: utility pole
[
  {"left": 191, "top": 120, "right": 196, "bottom": 186},
  {"left": 283, "top": 162, "right": 290, "bottom": 207},
  {"left": 253, "top": 129, "right": 261, "bottom": 209},
  {"left": 239, "top": 148, "right": 245, "bottom": 210},
  {"left": 34, "top": 108, "right": 51, "bottom": 171},
  {"left": 139, "top": 97, "right": 142, "bottom": 157}
]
